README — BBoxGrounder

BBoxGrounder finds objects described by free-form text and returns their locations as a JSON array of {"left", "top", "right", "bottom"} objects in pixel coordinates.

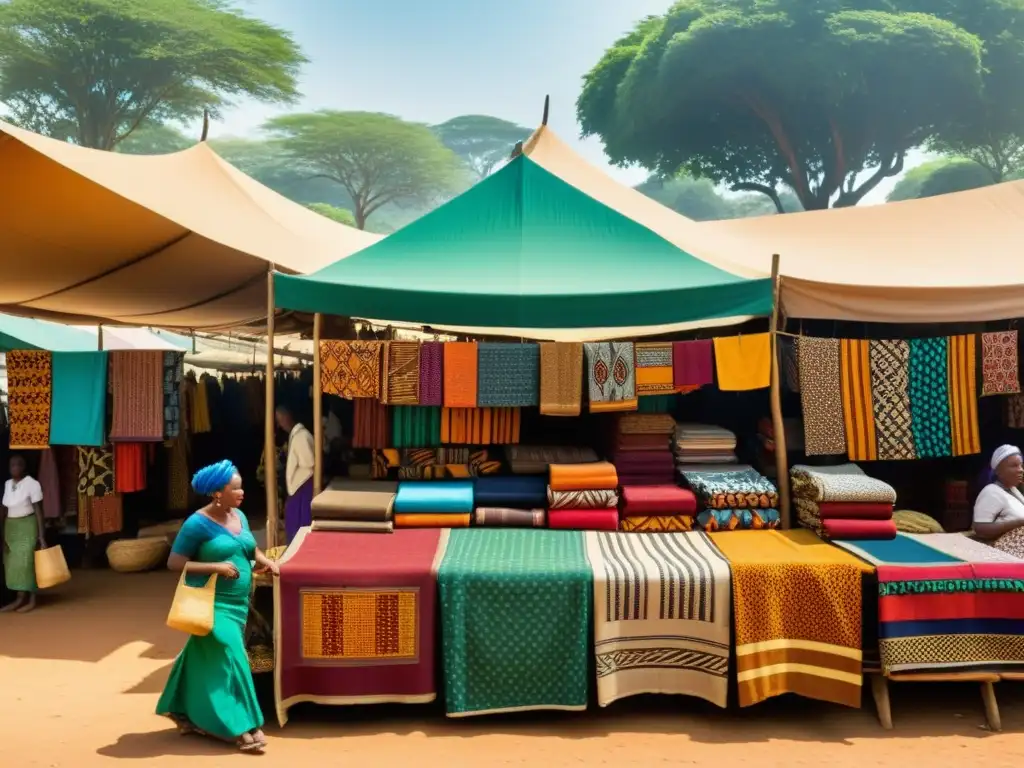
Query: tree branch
[
  {"left": 833, "top": 152, "right": 905, "bottom": 207},
  {"left": 731, "top": 182, "right": 785, "bottom": 214}
]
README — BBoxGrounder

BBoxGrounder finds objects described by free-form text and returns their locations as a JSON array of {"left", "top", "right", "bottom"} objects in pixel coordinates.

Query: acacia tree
[
  {"left": 265, "top": 111, "right": 467, "bottom": 229},
  {"left": 0, "top": 0, "right": 304, "bottom": 149},
  {"left": 578, "top": 1, "right": 994, "bottom": 211},
  {"left": 432, "top": 115, "right": 531, "bottom": 179}
]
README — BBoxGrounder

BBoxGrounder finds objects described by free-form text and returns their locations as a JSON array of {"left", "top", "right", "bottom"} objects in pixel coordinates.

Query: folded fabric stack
[
  {"left": 679, "top": 465, "right": 780, "bottom": 531},
  {"left": 393, "top": 480, "right": 474, "bottom": 528},
  {"left": 791, "top": 464, "right": 897, "bottom": 541},
  {"left": 673, "top": 423, "right": 738, "bottom": 466},
  {"left": 309, "top": 479, "right": 398, "bottom": 533},
  {"left": 472, "top": 476, "right": 547, "bottom": 527},
  {"left": 618, "top": 485, "right": 698, "bottom": 532},
  {"left": 371, "top": 448, "right": 500, "bottom": 480},
  {"left": 547, "top": 461, "right": 619, "bottom": 531},
  {"left": 504, "top": 445, "right": 599, "bottom": 475},
  {"left": 612, "top": 413, "right": 676, "bottom": 485}
]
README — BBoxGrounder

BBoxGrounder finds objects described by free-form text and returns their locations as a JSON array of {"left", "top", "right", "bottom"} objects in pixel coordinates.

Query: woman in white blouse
[
  {"left": 974, "top": 445, "right": 1024, "bottom": 545},
  {"left": 1, "top": 454, "right": 46, "bottom": 613}
]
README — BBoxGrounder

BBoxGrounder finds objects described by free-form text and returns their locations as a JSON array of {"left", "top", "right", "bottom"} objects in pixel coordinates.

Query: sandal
[
  {"left": 237, "top": 734, "right": 265, "bottom": 754},
  {"left": 168, "top": 714, "right": 200, "bottom": 736}
]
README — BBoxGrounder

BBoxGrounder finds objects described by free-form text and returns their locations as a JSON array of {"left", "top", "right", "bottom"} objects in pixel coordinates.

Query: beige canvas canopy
[{"left": 0, "top": 120, "right": 380, "bottom": 330}]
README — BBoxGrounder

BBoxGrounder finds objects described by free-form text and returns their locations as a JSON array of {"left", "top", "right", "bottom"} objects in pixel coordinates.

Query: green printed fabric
[
  {"left": 908, "top": 338, "right": 952, "bottom": 458},
  {"left": 879, "top": 578, "right": 1024, "bottom": 597},
  {"left": 437, "top": 529, "right": 591, "bottom": 716}
]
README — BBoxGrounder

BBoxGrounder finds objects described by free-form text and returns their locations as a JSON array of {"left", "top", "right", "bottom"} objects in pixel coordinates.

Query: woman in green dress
[{"left": 157, "top": 460, "right": 279, "bottom": 754}]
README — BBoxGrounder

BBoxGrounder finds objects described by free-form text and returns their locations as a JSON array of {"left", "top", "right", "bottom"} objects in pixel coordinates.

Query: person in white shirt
[
  {"left": 1, "top": 454, "right": 46, "bottom": 613},
  {"left": 973, "top": 444, "right": 1024, "bottom": 544},
  {"left": 275, "top": 405, "right": 316, "bottom": 543}
]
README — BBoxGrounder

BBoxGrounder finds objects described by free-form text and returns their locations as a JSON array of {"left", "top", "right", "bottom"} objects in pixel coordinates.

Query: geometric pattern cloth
[
  {"left": 907, "top": 337, "right": 952, "bottom": 458},
  {"left": 320, "top": 341, "right": 382, "bottom": 399},
  {"left": 7, "top": 350, "right": 52, "bottom": 449},
  {"left": 301, "top": 589, "right": 417, "bottom": 661},
  {"left": 798, "top": 337, "right": 846, "bottom": 456},
  {"left": 981, "top": 330, "right": 1020, "bottom": 396},
  {"left": 869, "top": 340, "right": 917, "bottom": 460}
]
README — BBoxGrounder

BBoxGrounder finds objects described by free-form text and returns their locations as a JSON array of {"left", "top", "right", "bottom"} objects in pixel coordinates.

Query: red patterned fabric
[{"left": 982, "top": 331, "right": 1020, "bottom": 396}]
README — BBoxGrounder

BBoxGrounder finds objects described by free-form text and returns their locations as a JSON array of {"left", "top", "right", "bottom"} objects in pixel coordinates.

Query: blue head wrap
[{"left": 191, "top": 460, "right": 238, "bottom": 496}]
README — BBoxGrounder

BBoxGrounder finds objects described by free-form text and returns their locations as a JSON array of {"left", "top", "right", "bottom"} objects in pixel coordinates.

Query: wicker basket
[
  {"left": 248, "top": 644, "right": 274, "bottom": 674},
  {"left": 106, "top": 537, "right": 170, "bottom": 573}
]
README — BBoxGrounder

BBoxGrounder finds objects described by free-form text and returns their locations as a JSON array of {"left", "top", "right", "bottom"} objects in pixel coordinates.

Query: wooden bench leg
[
  {"left": 870, "top": 674, "right": 893, "bottom": 730},
  {"left": 981, "top": 681, "right": 1001, "bottom": 732}
]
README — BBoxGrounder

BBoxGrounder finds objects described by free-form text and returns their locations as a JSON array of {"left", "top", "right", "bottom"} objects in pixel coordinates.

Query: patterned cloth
[
  {"left": 418, "top": 342, "right": 443, "bottom": 406},
  {"left": 381, "top": 341, "right": 421, "bottom": 405},
  {"left": 908, "top": 337, "right": 952, "bottom": 458},
  {"left": 77, "top": 446, "right": 114, "bottom": 497},
  {"left": 947, "top": 335, "right": 981, "bottom": 456},
  {"left": 696, "top": 508, "right": 780, "bottom": 532},
  {"left": 163, "top": 352, "right": 185, "bottom": 439},
  {"left": 473, "top": 508, "right": 545, "bottom": 527},
  {"left": 87, "top": 493, "right": 123, "bottom": 535},
  {"left": 680, "top": 466, "right": 778, "bottom": 509},
  {"left": 584, "top": 532, "right": 731, "bottom": 707},
  {"left": 1007, "top": 394, "right": 1024, "bottom": 429},
  {"left": 437, "top": 529, "right": 590, "bottom": 716},
  {"left": 869, "top": 340, "right": 916, "bottom": 460},
  {"left": 982, "top": 330, "right": 1020, "bottom": 396},
  {"left": 439, "top": 407, "right": 519, "bottom": 445},
  {"left": 585, "top": 342, "right": 636, "bottom": 409},
  {"left": 547, "top": 488, "right": 618, "bottom": 510},
  {"left": 634, "top": 342, "right": 676, "bottom": 396},
  {"left": 443, "top": 342, "right": 478, "bottom": 408},
  {"left": 353, "top": 398, "right": 390, "bottom": 449},
  {"left": 7, "top": 350, "right": 52, "bottom": 449},
  {"left": 993, "top": 526, "right": 1024, "bottom": 560},
  {"left": 798, "top": 338, "right": 846, "bottom": 455},
  {"left": 619, "top": 515, "right": 694, "bottom": 532},
  {"left": 906, "top": 532, "right": 1023, "bottom": 564},
  {"left": 539, "top": 342, "right": 583, "bottom": 416},
  {"left": 320, "top": 341, "right": 382, "bottom": 399},
  {"left": 108, "top": 351, "right": 165, "bottom": 441},
  {"left": 840, "top": 339, "right": 876, "bottom": 461},
  {"left": 476, "top": 343, "right": 540, "bottom": 407},
  {"left": 790, "top": 464, "right": 896, "bottom": 504}
]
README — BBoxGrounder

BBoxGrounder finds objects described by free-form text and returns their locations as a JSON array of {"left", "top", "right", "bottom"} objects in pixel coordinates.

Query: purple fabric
[
  {"left": 617, "top": 473, "right": 676, "bottom": 486},
  {"left": 285, "top": 477, "right": 315, "bottom": 544},
  {"left": 673, "top": 340, "right": 713, "bottom": 388},
  {"left": 612, "top": 451, "right": 675, "bottom": 470},
  {"left": 419, "top": 342, "right": 443, "bottom": 406}
]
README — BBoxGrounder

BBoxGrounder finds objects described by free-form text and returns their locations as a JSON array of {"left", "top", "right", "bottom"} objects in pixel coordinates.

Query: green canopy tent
[{"left": 0, "top": 314, "right": 97, "bottom": 352}]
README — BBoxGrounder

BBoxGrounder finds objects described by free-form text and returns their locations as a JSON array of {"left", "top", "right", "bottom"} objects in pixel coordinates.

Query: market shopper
[
  {"left": 973, "top": 445, "right": 1024, "bottom": 551},
  {"left": 157, "top": 459, "right": 279, "bottom": 754},
  {"left": 275, "top": 404, "right": 316, "bottom": 543},
  {"left": 0, "top": 454, "right": 46, "bottom": 614}
]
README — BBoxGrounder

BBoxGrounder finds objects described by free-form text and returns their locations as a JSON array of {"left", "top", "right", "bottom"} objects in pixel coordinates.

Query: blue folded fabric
[
  {"left": 473, "top": 475, "right": 548, "bottom": 509},
  {"left": 394, "top": 481, "right": 475, "bottom": 514}
]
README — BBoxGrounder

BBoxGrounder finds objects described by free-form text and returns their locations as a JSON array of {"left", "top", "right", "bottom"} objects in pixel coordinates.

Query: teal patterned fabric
[
  {"left": 908, "top": 338, "right": 952, "bottom": 458},
  {"left": 697, "top": 508, "right": 781, "bottom": 532},
  {"left": 437, "top": 529, "right": 590, "bottom": 716},
  {"left": 476, "top": 343, "right": 540, "bottom": 407}
]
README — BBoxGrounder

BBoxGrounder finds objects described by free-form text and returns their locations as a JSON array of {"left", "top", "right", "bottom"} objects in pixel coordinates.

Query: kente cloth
[
  {"left": 817, "top": 502, "right": 894, "bottom": 521},
  {"left": 798, "top": 338, "right": 846, "bottom": 456},
  {"left": 712, "top": 333, "right": 771, "bottom": 391},
  {"left": 320, "top": 341, "right": 382, "bottom": 399},
  {"left": 907, "top": 337, "right": 953, "bottom": 458},
  {"left": 620, "top": 485, "right": 697, "bottom": 516},
  {"left": 617, "top": 414, "right": 676, "bottom": 435},
  {"left": 418, "top": 342, "right": 444, "bottom": 406},
  {"left": 310, "top": 480, "right": 398, "bottom": 522},
  {"left": 107, "top": 351, "right": 164, "bottom": 442},
  {"left": 585, "top": 342, "right": 635, "bottom": 406},
  {"left": 286, "top": 477, "right": 315, "bottom": 544},
  {"left": 832, "top": 533, "right": 964, "bottom": 567},
  {"left": 634, "top": 342, "right": 677, "bottom": 396},
  {"left": 440, "top": 407, "right": 520, "bottom": 445},
  {"left": 437, "top": 529, "right": 590, "bottom": 716},
  {"left": 790, "top": 464, "right": 897, "bottom": 504},
  {"left": 163, "top": 351, "right": 184, "bottom": 439},
  {"left": 710, "top": 530, "right": 870, "bottom": 708},
  {"left": 505, "top": 445, "right": 599, "bottom": 475},
  {"left": 473, "top": 476, "right": 547, "bottom": 510},
  {"left": 274, "top": 528, "right": 448, "bottom": 725},
  {"left": 395, "top": 513, "right": 471, "bottom": 528},
  {"left": 548, "top": 462, "right": 618, "bottom": 492},
  {"left": 548, "top": 509, "right": 620, "bottom": 531},
  {"left": 443, "top": 342, "right": 478, "bottom": 408},
  {"left": 619, "top": 515, "right": 694, "bottom": 532},
  {"left": 113, "top": 443, "right": 147, "bottom": 493},
  {"left": 696, "top": 508, "right": 780, "bottom": 532},
  {"left": 672, "top": 340, "right": 713, "bottom": 388},
  {"left": 547, "top": 487, "right": 618, "bottom": 510},
  {"left": 353, "top": 398, "right": 390, "bottom": 449},
  {"left": 381, "top": 341, "right": 421, "bottom": 405},
  {"left": 77, "top": 446, "right": 114, "bottom": 498},
  {"left": 539, "top": 342, "right": 583, "bottom": 416},
  {"left": 477, "top": 343, "right": 540, "bottom": 407},
  {"left": 49, "top": 351, "right": 107, "bottom": 447},
  {"left": 981, "top": 330, "right": 1020, "bottom": 396},
  {"left": 87, "top": 492, "right": 123, "bottom": 535},
  {"left": 907, "top": 532, "right": 1024, "bottom": 564},
  {"left": 394, "top": 481, "right": 474, "bottom": 515},
  {"left": 615, "top": 434, "right": 670, "bottom": 451},
  {"left": 7, "top": 350, "right": 52, "bottom": 449},
  {"left": 473, "top": 507, "right": 546, "bottom": 527},
  {"left": 868, "top": 340, "right": 916, "bottom": 460},
  {"left": 391, "top": 406, "right": 441, "bottom": 449},
  {"left": 840, "top": 339, "right": 877, "bottom": 462},
  {"left": 584, "top": 532, "right": 731, "bottom": 707},
  {"left": 892, "top": 511, "right": 944, "bottom": 535},
  {"left": 310, "top": 520, "right": 394, "bottom": 533},
  {"left": 947, "top": 335, "right": 981, "bottom": 457},
  {"left": 820, "top": 518, "right": 897, "bottom": 541},
  {"left": 873, "top": 560, "right": 1024, "bottom": 676},
  {"left": 39, "top": 448, "right": 61, "bottom": 519},
  {"left": 680, "top": 466, "right": 778, "bottom": 510}
]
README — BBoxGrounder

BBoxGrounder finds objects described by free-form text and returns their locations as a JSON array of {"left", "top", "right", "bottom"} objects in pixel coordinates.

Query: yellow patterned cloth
[
  {"left": 381, "top": 341, "right": 421, "bottom": 405},
  {"left": 321, "top": 341, "right": 382, "bottom": 399},
  {"left": 7, "top": 350, "right": 52, "bottom": 449},
  {"left": 620, "top": 516, "right": 693, "bottom": 532},
  {"left": 301, "top": 589, "right": 417, "bottom": 662},
  {"left": 634, "top": 342, "right": 677, "bottom": 395}
]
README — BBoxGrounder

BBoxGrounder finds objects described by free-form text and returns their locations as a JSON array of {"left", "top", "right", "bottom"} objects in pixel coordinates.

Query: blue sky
[{"left": 214, "top": 0, "right": 921, "bottom": 203}]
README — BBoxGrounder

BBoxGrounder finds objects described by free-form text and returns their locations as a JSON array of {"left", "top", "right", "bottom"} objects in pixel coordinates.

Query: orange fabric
[
  {"left": 443, "top": 342, "right": 478, "bottom": 407},
  {"left": 114, "top": 442, "right": 147, "bottom": 493},
  {"left": 440, "top": 408, "right": 520, "bottom": 444},
  {"left": 394, "top": 513, "right": 470, "bottom": 528},
  {"left": 590, "top": 399, "right": 638, "bottom": 413},
  {"left": 549, "top": 461, "right": 618, "bottom": 491}
]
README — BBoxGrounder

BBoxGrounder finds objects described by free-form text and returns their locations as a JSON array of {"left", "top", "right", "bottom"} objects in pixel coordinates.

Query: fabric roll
[
  {"left": 113, "top": 443, "right": 147, "bottom": 493},
  {"left": 908, "top": 337, "right": 952, "bottom": 458},
  {"left": 109, "top": 351, "right": 164, "bottom": 441},
  {"left": 310, "top": 480, "right": 398, "bottom": 522},
  {"left": 310, "top": 520, "right": 394, "bottom": 533},
  {"left": 619, "top": 515, "right": 694, "bottom": 532},
  {"left": 547, "top": 487, "right": 618, "bottom": 509},
  {"left": 696, "top": 508, "right": 780, "bottom": 531},
  {"left": 820, "top": 518, "right": 898, "bottom": 541},
  {"left": 869, "top": 339, "right": 917, "bottom": 460},
  {"left": 816, "top": 502, "right": 894, "bottom": 520},
  {"left": 382, "top": 341, "right": 421, "bottom": 405},
  {"left": 712, "top": 333, "right": 770, "bottom": 391},
  {"left": 353, "top": 398, "right": 390, "bottom": 449},
  {"left": 947, "top": 335, "right": 981, "bottom": 457},
  {"left": 840, "top": 339, "right": 876, "bottom": 461},
  {"left": 982, "top": 330, "right": 1020, "bottom": 396},
  {"left": 473, "top": 476, "right": 547, "bottom": 509},
  {"left": 790, "top": 464, "right": 896, "bottom": 504},
  {"left": 585, "top": 342, "right": 635, "bottom": 409},
  {"left": 443, "top": 342, "right": 478, "bottom": 408},
  {"left": 549, "top": 462, "right": 618, "bottom": 492},
  {"left": 590, "top": 399, "right": 638, "bottom": 413},
  {"left": 473, "top": 507, "right": 546, "bottom": 527},
  {"left": 7, "top": 350, "right": 52, "bottom": 450},
  {"left": 50, "top": 351, "right": 108, "bottom": 447},
  {"left": 419, "top": 341, "right": 444, "bottom": 406},
  {"left": 634, "top": 342, "right": 676, "bottom": 395},
  {"left": 477, "top": 343, "right": 540, "bottom": 407},
  {"left": 672, "top": 340, "right": 713, "bottom": 388},
  {"left": 394, "top": 481, "right": 474, "bottom": 515},
  {"left": 681, "top": 466, "right": 778, "bottom": 509},
  {"left": 798, "top": 337, "right": 846, "bottom": 455},
  {"left": 506, "top": 445, "right": 599, "bottom": 474},
  {"left": 320, "top": 340, "right": 382, "bottom": 399},
  {"left": 617, "top": 413, "right": 676, "bottom": 435},
  {"left": 620, "top": 485, "right": 697, "bottom": 515},
  {"left": 394, "top": 513, "right": 470, "bottom": 528},
  {"left": 548, "top": 508, "right": 619, "bottom": 531},
  {"left": 539, "top": 342, "right": 583, "bottom": 416}
]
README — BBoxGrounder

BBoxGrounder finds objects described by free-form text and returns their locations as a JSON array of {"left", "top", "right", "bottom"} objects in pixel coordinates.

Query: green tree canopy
[
  {"left": 0, "top": 0, "right": 305, "bottom": 149},
  {"left": 264, "top": 111, "right": 468, "bottom": 229},
  {"left": 886, "top": 157, "right": 995, "bottom": 201},
  {"left": 115, "top": 122, "right": 194, "bottom": 155},
  {"left": 306, "top": 203, "right": 357, "bottom": 228},
  {"left": 432, "top": 115, "right": 531, "bottom": 179},
  {"left": 636, "top": 174, "right": 802, "bottom": 219},
  {"left": 578, "top": 1, "right": 999, "bottom": 211}
]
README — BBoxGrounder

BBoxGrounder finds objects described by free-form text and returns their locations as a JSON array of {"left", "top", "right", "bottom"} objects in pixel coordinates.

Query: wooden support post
[
  {"left": 312, "top": 313, "right": 323, "bottom": 496},
  {"left": 768, "top": 252, "right": 791, "bottom": 527},
  {"left": 869, "top": 675, "right": 893, "bottom": 730},
  {"left": 981, "top": 681, "right": 1001, "bottom": 732},
  {"left": 97, "top": 324, "right": 104, "bottom": 350},
  {"left": 264, "top": 267, "right": 278, "bottom": 549}
]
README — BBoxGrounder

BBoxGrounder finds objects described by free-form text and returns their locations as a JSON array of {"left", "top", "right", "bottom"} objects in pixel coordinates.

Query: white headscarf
[{"left": 991, "top": 444, "right": 1022, "bottom": 470}]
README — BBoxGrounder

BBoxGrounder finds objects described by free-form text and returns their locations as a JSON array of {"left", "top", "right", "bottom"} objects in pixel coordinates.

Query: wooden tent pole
[
  {"left": 264, "top": 267, "right": 279, "bottom": 549},
  {"left": 97, "top": 324, "right": 104, "bottom": 350},
  {"left": 312, "top": 313, "right": 323, "bottom": 496},
  {"left": 768, "top": 252, "right": 792, "bottom": 528}
]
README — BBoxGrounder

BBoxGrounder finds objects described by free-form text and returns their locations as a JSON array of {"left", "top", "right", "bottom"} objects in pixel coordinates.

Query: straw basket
[{"left": 107, "top": 537, "right": 170, "bottom": 573}]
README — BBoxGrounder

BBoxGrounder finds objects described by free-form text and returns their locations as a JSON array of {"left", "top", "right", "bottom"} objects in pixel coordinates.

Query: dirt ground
[{"left": 2, "top": 571, "right": 1024, "bottom": 768}]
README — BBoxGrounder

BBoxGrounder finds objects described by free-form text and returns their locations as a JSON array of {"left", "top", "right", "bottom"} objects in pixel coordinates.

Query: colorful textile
[
  {"left": 712, "top": 333, "right": 770, "bottom": 391},
  {"left": 394, "top": 480, "right": 474, "bottom": 515},
  {"left": 284, "top": 477, "right": 315, "bottom": 544},
  {"left": 981, "top": 330, "right": 1020, "bottom": 396},
  {"left": 275, "top": 528, "right": 447, "bottom": 724},
  {"left": 382, "top": 341, "right": 421, "bottom": 405},
  {"left": 443, "top": 342, "right": 478, "bottom": 408},
  {"left": 163, "top": 351, "right": 184, "bottom": 439},
  {"left": 548, "top": 509, "right": 619, "bottom": 530},
  {"left": 3, "top": 515, "right": 37, "bottom": 592},
  {"left": 798, "top": 338, "right": 846, "bottom": 455},
  {"left": 391, "top": 405, "right": 441, "bottom": 448},
  {"left": 620, "top": 485, "right": 697, "bottom": 515},
  {"left": 547, "top": 488, "right": 618, "bottom": 510},
  {"left": 473, "top": 476, "right": 547, "bottom": 509},
  {"left": 820, "top": 518, "right": 897, "bottom": 541},
  {"left": 113, "top": 443, "right": 147, "bottom": 493},
  {"left": 353, "top": 398, "right": 390, "bottom": 449},
  {"left": 437, "top": 529, "right": 590, "bottom": 716},
  {"left": 817, "top": 502, "right": 894, "bottom": 521},
  {"left": 505, "top": 445, "right": 598, "bottom": 474},
  {"left": 439, "top": 407, "right": 519, "bottom": 445},
  {"left": 840, "top": 339, "right": 877, "bottom": 461},
  {"left": 320, "top": 341, "right": 382, "bottom": 399},
  {"left": 539, "top": 342, "right": 583, "bottom": 416},
  {"left": 790, "top": 464, "right": 896, "bottom": 504},
  {"left": 909, "top": 532, "right": 1024, "bottom": 564},
  {"left": 869, "top": 340, "right": 916, "bottom": 460},
  {"left": 418, "top": 342, "right": 444, "bottom": 406},
  {"left": 77, "top": 446, "right": 114, "bottom": 497},
  {"left": 620, "top": 515, "right": 694, "bottom": 532},
  {"left": 908, "top": 337, "right": 952, "bottom": 458},
  {"left": 831, "top": 533, "right": 963, "bottom": 567},
  {"left": 617, "top": 413, "right": 676, "bottom": 435},
  {"left": 584, "top": 532, "right": 731, "bottom": 707},
  {"left": 892, "top": 511, "right": 944, "bottom": 534},
  {"left": 710, "top": 530, "right": 870, "bottom": 708},
  {"left": 681, "top": 466, "right": 778, "bottom": 509},
  {"left": 108, "top": 351, "right": 165, "bottom": 442},
  {"left": 394, "top": 513, "right": 470, "bottom": 528},
  {"left": 49, "top": 351, "right": 107, "bottom": 447},
  {"left": 7, "top": 350, "right": 52, "bottom": 449},
  {"left": 585, "top": 342, "right": 635, "bottom": 409},
  {"left": 672, "top": 340, "right": 713, "bottom": 388},
  {"left": 473, "top": 508, "right": 545, "bottom": 527},
  {"left": 634, "top": 342, "right": 676, "bottom": 396},
  {"left": 548, "top": 462, "right": 618, "bottom": 492},
  {"left": 696, "top": 508, "right": 780, "bottom": 532},
  {"left": 947, "top": 335, "right": 981, "bottom": 457},
  {"left": 310, "top": 480, "right": 397, "bottom": 522},
  {"left": 477, "top": 343, "right": 539, "bottom": 407},
  {"left": 87, "top": 492, "right": 123, "bottom": 535}
]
